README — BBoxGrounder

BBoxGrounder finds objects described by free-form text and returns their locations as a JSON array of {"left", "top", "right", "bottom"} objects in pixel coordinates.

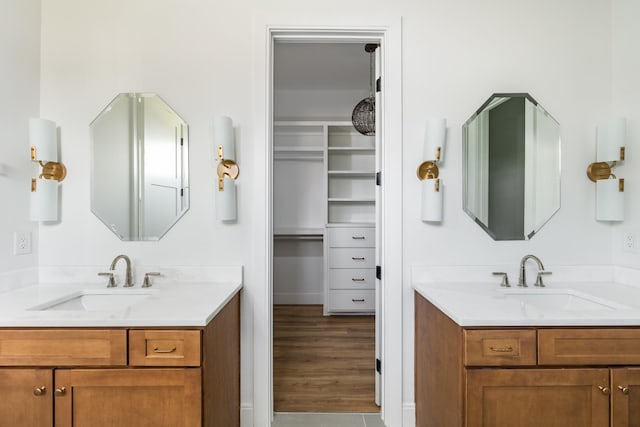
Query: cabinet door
[
  {"left": 54, "top": 368, "right": 201, "bottom": 427},
  {"left": 466, "top": 368, "right": 609, "bottom": 427},
  {"left": 0, "top": 369, "right": 52, "bottom": 427},
  {"left": 612, "top": 368, "right": 640, "bottom": 427}
]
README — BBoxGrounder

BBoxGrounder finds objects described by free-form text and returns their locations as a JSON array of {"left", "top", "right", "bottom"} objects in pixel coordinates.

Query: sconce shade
[
  {"left": 216, "top": 177, "right": 237, "bottom": 221},
  {"left": 596, "top": 178, "right": 624, "bottom": 221},
  {"left": 29, "top": 118, "right": 57, "bottom": 162},
  {"left": 30, "top": 178, "right": 58, "bottom": 221},
  {"left": 423, "top": 118, "right": 446, "bottom": 162},
  {"left": 421, "top": 178, "right": 443, "bottom": 222},
  {"left": 213, "top": 116, "right": 235, "bottom": 160},
  {"left": 596, "top": 118, "right": 626, "bottom": 162}
]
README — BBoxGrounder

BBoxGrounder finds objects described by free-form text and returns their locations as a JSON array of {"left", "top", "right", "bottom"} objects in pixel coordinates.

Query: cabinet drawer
[
  {"left": 328, "top": 248, "right": 375, "bottom": 269},
  {"left": 464, "top": 329, "right": 537, "bottom": 366},
  {"left": 328, "top": 227, "right": 375, "bottom": 247},
  {"left": 328, "top": 290, "right": 375, "bottom": 312},
  {"left": 129, "top": 330, "right": 201, "bottom": 367},
  {"left": 329, "top": 268, "right": 375, "bottom": 290},
  {"left": 538, "top": 329, "right": 640, "bottom": 365},
  {"left": 0, "top": 329, "right": 126, "bottom": 366}
]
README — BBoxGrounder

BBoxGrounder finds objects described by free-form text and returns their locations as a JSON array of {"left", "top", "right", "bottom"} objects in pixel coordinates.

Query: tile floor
[{"left": 272, "top": 413, "right": 385, "bottom": 427}]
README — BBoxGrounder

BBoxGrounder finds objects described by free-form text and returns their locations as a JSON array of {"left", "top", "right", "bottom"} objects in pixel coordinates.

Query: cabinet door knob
[
  {"left": 598, "top": 386, "right": 610, "bottom": 395},
  {"left": 618, "top": 385, "right": 630, "bottom": 395},
  {"left": 352, "top": 236, "right": 366, "bottom": 240},
  {"left": 54, "top": 387, "right": 66, "bottom": 397},
  {"left": 352, "top": 257, "right": 365, "bottom": 261},
  {"left": 33, "top": 386, "right": 46, "bottom": 396}
]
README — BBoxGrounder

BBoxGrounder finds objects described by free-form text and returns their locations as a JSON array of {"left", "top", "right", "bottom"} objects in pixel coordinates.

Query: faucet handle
[
  {"left": 492, "top": 272, "right": 510, "bottom": 288},
  {"left": 142, "top": 272, "right": 161, "bottom": 288},
  {"left": 98, "top": 272, "right": 116, "bottom": 288},
  {"left": 535, "top": 271, "right": 552, "bottom": 287}
]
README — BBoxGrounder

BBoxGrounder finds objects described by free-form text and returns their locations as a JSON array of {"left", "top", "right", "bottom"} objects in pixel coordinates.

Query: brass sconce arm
[{"left": 216, "top": 145, "right": 239, "bottom": 191}]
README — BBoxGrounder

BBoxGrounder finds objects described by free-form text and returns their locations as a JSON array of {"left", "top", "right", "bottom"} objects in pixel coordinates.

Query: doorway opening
[{"left": 271, "top": 40, "right": 382, "bottom": 415}]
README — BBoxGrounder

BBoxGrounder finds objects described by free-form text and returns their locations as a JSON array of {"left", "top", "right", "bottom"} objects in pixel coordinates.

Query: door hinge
[
  {"left": 376, "top": 358, "right": 382, "bottom": 374},
  {"left": 376, "top": 171, "right": 381, "bottom": 186},
  {"left": 376, "top": 265, "right": 381, "bottom": 280},
  {"left": 376, "top": 77, "right": 381, "bottom": 93}
]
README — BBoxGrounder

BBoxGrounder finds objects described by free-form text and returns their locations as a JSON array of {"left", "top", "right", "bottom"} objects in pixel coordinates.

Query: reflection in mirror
[
  {"left": 90, "top": 93, "right": 189, "bottom": 241},
  {"left": 462, "top": 93, "right": 560, "bottom": 240}
]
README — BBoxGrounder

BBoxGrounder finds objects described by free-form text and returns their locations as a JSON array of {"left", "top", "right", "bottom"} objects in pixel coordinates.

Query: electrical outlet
[
  {"left": 623, "top": 232, "right": 637, "bottom": 253},
  {"left": 14, "top": 231, "right": 32, "bottom": 255}
]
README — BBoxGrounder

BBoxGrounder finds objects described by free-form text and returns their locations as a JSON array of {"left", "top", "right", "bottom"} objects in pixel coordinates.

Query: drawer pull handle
[
  {"left": 352, "top": 278, "right": 366, "bottom": 282},
  {"left": 54, "top": 387, "right": 66, "bottom": 397},
  {"left": 352, "top": 298, "right": 366, "bottom": 303},
  {"left": 598, "top": 386, "right": 610, "bottom": 395},
  {"left": 352, "top": 257, "right": 366, "bottom": 261},
  {"left": 618, "top": 385, "right": 630, "bottom": 395},
  {"left": 153, "top": 347, "right": 177, "bottom": 354},
  {"left": 33, "top": 386, "right": 46, "bottom": 396},
  {"left": 352, "top": 236, "right": 366, "bottom": 240},
  {"left": 489, "top": 346, "right": 514, "bottom": 353}
]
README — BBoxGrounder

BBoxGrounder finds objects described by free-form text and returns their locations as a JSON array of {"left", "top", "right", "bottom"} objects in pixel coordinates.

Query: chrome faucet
[
  {"left": 110, "top": 254, "right": 133, "bottom": 287},
  {"left": 518, "top": 254, "right": 550, "bottom": 287}
]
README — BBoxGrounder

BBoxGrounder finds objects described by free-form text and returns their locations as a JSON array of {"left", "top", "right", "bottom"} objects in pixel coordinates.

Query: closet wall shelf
[
  {"left": 328, "top": 147, "right": 375, "bottom": 152},
  {"left": 328, "top": 198, "right": 375, "bottom": 203},
  {"left": 273, "top": 227, "right": 324, "bottom": 240},
  {"left": 328, "top": 171, "right": 375, "bottom": 177}
]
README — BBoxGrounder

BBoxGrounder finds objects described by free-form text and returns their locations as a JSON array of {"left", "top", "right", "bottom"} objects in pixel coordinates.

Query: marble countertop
[
  {"left": 0, "top": 281, "right": 242, "bottom": 327},
  {"left": 413, "top": 280, "right": 640, "bottom": 327}
]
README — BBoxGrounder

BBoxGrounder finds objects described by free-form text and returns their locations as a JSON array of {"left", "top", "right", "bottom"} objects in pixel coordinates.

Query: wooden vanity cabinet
[
  {"left": 0, "top": 293, "right": 239, "bottom": 427},
  {"left": 0, "top": 369, "right": 52, "bottom": 427},
  {"left": 415, "top": 292, "right": 640, "bottom": 427}
]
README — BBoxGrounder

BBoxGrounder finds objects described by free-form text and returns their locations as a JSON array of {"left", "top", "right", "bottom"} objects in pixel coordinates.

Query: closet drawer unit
[
  {"left": 328, "top": 248, "right": 375, "bottom": 269},
  {"left": 129, "top": 330, "right": 201, "bottom": 367},
  {"left": 329, "top": 268, "right": 375, "bottom": 290},
  {"left": 328, "top": 290, "right": 375, "bottom": 312},
  {"left": 328, "top": 227, "right": 375, "bottom": 247}
]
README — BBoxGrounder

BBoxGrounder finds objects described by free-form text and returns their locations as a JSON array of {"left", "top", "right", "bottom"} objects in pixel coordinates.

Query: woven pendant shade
[
  {"left": 352, "top": 96, "right": 375, "bottom": 136},
  {"left": 352, "top": 44, "right": 377, "bottom": 136}
]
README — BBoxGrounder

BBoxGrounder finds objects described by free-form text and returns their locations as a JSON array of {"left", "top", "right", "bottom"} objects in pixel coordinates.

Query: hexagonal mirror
[
  {"left": 90, "top": 93, "right": 189, "bottom": 240},
  {"left": 462, "top": 93, "right": 560, "bottom": 240}
]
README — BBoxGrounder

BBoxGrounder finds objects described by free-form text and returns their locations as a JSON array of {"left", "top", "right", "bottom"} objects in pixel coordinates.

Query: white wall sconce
[
  {"left": 30, "top": 118, "right": 66, "bottom": 221},
  {"left": 586, "top": 118, "right": 625, "bottom": 221},
  {"left": 214, "top": 116, "right": 239, "bottom": 221},
  {"left": 417, "top": 118, "right": 446, "bottom": 222}
]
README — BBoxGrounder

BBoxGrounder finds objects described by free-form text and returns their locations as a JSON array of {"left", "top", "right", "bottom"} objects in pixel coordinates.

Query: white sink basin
[
  {"left": 500, "top": 288, "right": 629, "bottom": 312},
  {"left": 30, "top": 290, "right": 154, "bottom": 312}
]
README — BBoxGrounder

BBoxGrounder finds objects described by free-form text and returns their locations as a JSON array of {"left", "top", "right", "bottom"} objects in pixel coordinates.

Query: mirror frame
[
  {"left": 462, "top": 93, "right": 561, "bottom": 240},
  {"left": 90, "top": 93, "right": 190, "bottom": 241}
]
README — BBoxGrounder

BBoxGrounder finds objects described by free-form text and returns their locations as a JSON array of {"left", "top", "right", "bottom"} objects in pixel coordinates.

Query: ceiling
[{"left": 273, "top": 43, "right": 372, "bottom": 91}]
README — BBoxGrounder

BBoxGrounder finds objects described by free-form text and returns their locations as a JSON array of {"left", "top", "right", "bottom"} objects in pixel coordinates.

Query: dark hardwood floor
[{"left": 273, "top": 304, "right": 379, "bottom": 413}]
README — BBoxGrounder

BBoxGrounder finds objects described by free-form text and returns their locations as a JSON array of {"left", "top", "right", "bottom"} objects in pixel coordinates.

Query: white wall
[
  {"left": 611, "top": 0, "right": 640, "bottom": 268},
  {"left": 33, "top": 0, "right": 622, "bottom": 425},
  {"left": 0, "top": 0, "right": 41, "bottom": 277}
]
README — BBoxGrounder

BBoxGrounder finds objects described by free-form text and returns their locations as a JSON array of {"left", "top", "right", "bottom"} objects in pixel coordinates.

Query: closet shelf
[
  {"left": 328, "top": 171, "right": 375, "bottom": 177},
  {"left": 328, "top": 198, "right": 375, "bottom": 203},
  {"left": 328, "top": 147, "right": 375, "bottom": 152},
  {"left": 274, "top": 227, "right": 324, "bottom": 236}
]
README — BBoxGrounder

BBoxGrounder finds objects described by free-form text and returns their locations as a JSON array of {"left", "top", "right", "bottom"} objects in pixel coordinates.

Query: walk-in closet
[{"left": 272, "top": 42, "right": 380, "bottom": 413}]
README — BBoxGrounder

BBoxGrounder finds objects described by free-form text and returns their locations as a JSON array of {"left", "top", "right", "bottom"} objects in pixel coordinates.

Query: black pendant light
[{"left": 352, "top": 44, "right": 377, "bottom": 136}]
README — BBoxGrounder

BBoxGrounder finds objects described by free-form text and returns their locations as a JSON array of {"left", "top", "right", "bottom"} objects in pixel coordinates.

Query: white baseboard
[
  {"left": 273, "top": 292, "right": 323, "bottom": 305},
  {"left": 241, "top": 404, "right": 253, "bottom": 427},
  {"left": 403, "top": 402, "right": 416, "bottom": 427}
]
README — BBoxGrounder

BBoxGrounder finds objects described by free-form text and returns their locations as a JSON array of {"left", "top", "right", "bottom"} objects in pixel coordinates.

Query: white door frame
[{"left": 251, "top": 21, "right": 403, "bottom": 427}]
